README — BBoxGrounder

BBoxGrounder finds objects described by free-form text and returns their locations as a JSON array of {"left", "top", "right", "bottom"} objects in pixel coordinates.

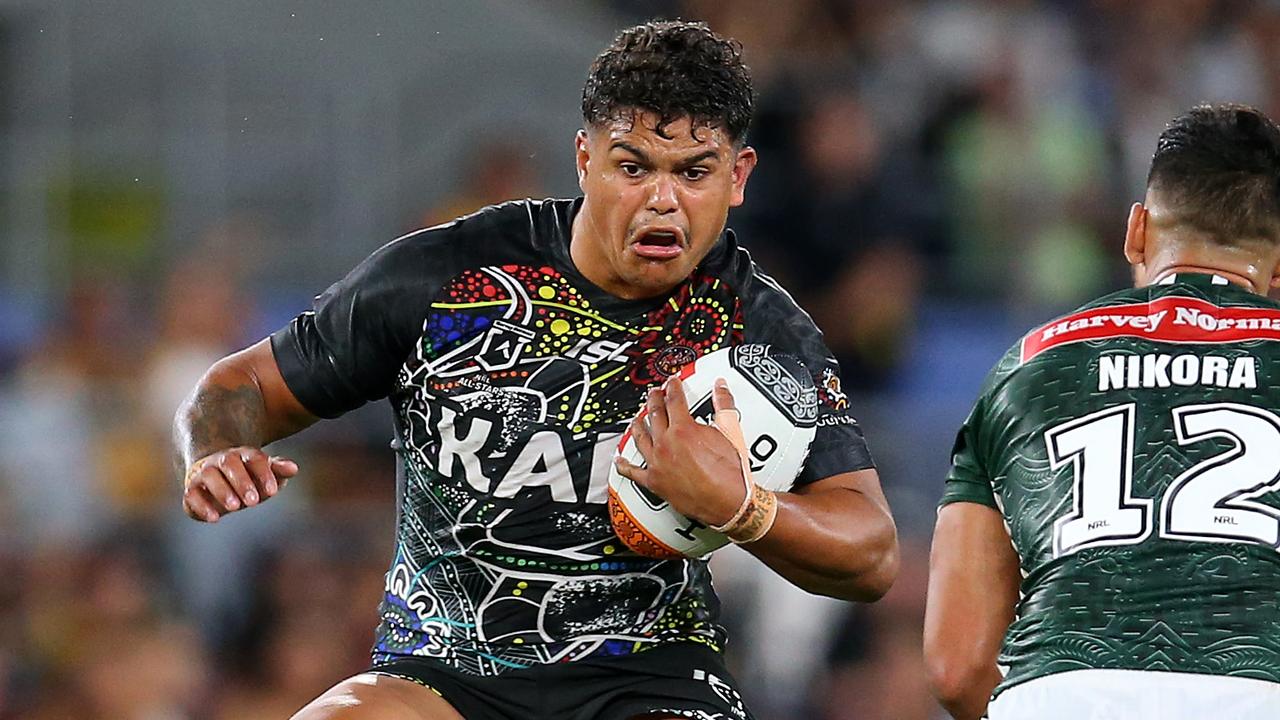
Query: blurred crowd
[{"left": 2, "top": 1, "right": 1278, "bottom": 718}]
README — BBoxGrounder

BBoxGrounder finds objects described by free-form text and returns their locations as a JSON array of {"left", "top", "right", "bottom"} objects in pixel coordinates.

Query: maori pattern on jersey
[
  {"left": 950, "top": 278, "right": 1280, "bottom": 696},
  {"left": 372, "top": 264, "right": 743, "bottom": 675}
]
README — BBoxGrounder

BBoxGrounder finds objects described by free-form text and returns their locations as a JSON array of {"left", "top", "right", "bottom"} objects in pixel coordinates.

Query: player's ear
[
  {"left": 575, "top": 129, "right": 591, "bottom": 190},
  {"left": 1123, "top": 202, "right": 1148, "bottom": 269},
  {"left": 729, "top": 145, "right": 757, "bottom": 208},
  {"left": 1268, "top": 247, "right": 1280, "bottom": 290}
]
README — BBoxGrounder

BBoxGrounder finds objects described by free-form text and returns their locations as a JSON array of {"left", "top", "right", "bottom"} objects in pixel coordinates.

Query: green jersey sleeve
[
  {"left": 940, "top": 347, "right": 1020, "bottom": 509},
  {"left": 941, "top": 406, "right": 998, "bottom": 508}
]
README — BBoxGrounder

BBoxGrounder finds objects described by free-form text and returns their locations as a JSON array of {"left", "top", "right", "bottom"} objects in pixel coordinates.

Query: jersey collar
[{"left": 1154, "top": 272, "right": 1233, "bottom": 287}]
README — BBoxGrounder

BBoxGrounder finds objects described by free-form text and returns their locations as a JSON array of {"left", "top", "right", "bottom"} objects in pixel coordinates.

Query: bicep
[
  {"left": 924, "top": 502, "right": 1020, "bottom": 670},
  {"left": 792, "top": 468, "right": 889, "bottom": 513}
]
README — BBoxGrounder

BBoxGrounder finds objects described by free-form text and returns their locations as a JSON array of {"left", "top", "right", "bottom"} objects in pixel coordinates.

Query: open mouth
[{"left": 631, "top": 228, "right": 685, "bottom": 260}]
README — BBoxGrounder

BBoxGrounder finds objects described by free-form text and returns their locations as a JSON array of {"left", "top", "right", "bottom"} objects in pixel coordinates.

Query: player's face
[{"left": 572, "top": 111, "right": 757, "bottom": 299}]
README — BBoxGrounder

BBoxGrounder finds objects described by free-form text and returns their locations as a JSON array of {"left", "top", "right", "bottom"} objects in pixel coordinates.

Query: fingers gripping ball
[{"left": 607, "top": 344, "right": 819, "bottom": 558}]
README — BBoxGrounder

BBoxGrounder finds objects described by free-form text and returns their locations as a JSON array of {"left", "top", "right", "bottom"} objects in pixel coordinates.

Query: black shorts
[{"left": 367, "top": 641, "right": 754, "bottom": 720}]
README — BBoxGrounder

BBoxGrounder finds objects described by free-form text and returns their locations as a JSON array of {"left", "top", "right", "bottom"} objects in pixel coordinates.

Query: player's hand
[
  {"left": 615, "top": 376, "right": 748, "bottom": 526},
  {"left": 182, "top": 447, "right": 298, "bottom": 523}
]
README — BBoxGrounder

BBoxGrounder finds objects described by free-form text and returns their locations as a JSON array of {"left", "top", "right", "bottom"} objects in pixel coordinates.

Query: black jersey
[{"left": 271, "top": 198, "right": 873, "bottom": 676}]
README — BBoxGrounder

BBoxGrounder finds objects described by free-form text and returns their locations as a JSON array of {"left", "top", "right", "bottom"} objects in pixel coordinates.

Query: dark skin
[
  {"left": 922, "top": 503, "right": 1020, "bottom": 719},
  {"left": 579, "top": 110, "right": 898, "bottom": 600},
  {"left": 175, "top": 339, "right": 313, "bottom": 523},
  {"left": 615, "top": 376, "right": 898, "bottom": 601},
  {"left": 571, "top": 111, "right": 756, "bottom": 300}
]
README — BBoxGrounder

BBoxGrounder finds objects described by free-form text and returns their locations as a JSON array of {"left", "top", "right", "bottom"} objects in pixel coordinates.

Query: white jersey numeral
[
  {"left": 1047, "top": 403, "right": 1280, "bottom": 557},
  {"left": 1047, "top": 405, "right": 1152, "bottom": 556},
  {"left": 1163, "top": 404, "right": 1280, "bottom": 546}
]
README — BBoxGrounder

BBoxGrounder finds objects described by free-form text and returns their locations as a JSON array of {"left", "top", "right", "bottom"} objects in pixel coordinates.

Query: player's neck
[
  {"left": 1145, "top": 263, "right": 1261, "bottom": 294},
  {"left": 1139, "top": 238, "right": 1277, "bottom": 295}
]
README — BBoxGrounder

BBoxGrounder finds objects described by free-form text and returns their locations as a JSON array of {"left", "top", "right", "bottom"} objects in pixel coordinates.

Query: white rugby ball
[{"left": 607, "top": 344, "right": 819, "bottom": 559}]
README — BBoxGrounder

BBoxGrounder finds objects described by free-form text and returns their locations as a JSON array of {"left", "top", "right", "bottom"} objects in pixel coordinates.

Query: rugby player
[
  {"left": 175, "top": 20, "right": 898, "bottom": 720},
  {"left": 925, "top": 103, "right": 1280, "bottom": 719}
]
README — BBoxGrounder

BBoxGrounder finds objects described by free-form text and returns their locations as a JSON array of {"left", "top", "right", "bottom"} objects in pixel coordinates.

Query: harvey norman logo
[{"left": 1020, "top": 295, "right": 1280, "bottom": 363}]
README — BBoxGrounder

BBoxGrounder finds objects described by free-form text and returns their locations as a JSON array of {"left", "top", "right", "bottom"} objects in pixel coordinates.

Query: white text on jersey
[{"left": 1098, "top": 353, "right": 1258, "bottom": 391}]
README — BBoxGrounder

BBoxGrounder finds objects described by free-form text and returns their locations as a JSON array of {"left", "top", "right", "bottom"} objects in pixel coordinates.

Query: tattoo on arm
[{"left": 176, "top": 381, "right": 269, "bottom": 467}]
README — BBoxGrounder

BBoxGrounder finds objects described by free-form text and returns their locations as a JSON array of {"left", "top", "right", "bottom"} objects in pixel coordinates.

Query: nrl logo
[{"left": 476, "top": 320, "right": 536, "bottom": 371}]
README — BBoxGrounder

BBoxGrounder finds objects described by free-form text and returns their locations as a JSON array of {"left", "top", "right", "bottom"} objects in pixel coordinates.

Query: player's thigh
[{"left": 291, "top": 672, "right": 464, "bottom": 720}]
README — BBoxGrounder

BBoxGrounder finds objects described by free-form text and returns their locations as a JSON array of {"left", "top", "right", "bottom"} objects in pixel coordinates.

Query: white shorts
[{"left": 987, "top": 669, "right": 1280, "bottom": 720}]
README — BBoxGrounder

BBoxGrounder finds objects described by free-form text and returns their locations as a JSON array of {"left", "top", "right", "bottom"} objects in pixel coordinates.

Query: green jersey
[{"left": 943, "top": 273, "right": 1280, "bottom": 697}]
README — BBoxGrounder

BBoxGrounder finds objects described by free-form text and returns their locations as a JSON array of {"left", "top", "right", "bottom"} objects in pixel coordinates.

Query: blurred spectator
[
  {"left": 819, "top": 541, "right": 940, "bottom": 719},
  {"left": 72, "top": 622, "right": 209, "bottom": 719},
  {"left": 939, "top": 43, "right": 1112, "bottom": 310},
  {"left": 0, "top": 278, "right": 138, "bottom": 550},
  {"left": 421, "top": 138, "right": 546, "bottom": 227},
  {"left": 5, "top": 534, "right": 210, "bottom": 719},
  {"left": 142, "top": 220, "right": 258, "bottom": 438}
]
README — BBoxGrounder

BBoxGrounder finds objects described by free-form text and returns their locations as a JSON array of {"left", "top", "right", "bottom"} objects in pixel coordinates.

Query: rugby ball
[{"left": 607, "top": 344, "right": 819, "bottom": 559}]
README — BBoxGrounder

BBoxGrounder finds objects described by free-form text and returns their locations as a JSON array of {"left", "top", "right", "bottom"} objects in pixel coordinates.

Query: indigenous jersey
[
  {"left": 272, "top": 198, "right": 872, "bottom": 676},
  {"left": 943, "top": 273, "right": 1280, "bottom": 698}
]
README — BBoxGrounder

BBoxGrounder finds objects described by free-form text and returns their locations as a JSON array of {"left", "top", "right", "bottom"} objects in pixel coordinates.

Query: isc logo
[{"left": 564, "top": 338, "right": 633, "bottom": 365}]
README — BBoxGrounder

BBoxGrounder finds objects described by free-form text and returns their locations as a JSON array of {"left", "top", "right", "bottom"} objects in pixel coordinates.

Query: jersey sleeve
[
  {"left": 793, "top": 355, "right": 875, "bottom": 486},
  {"left": 940, "top": 405, "right": 998, "bottom": 508},
  {"left": 738, "top": 263, "right": 875, "bottom": 486},
  {"left": 939, "top": 347, "right": 1020, "bottom": 508},
  {"left": 270, "top": 230, "right": 444, "bottom": 418}
]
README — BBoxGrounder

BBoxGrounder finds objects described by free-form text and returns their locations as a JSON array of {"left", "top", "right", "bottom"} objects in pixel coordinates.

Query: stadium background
[{"left": 0, "top": 0, "right": 1277, "bottom": 717}]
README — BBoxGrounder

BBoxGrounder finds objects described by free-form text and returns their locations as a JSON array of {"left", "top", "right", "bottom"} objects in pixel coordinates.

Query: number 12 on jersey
[{"left": 1046, "top": 402, "right": 1280, "bottom": 557}]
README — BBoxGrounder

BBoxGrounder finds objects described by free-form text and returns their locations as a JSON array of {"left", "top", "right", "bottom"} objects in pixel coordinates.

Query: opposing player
[
  {"left": 175, "top": 21, "right": 897, "bottom": 720},
  {"left": 924, "top": 104, "right": 1280, "bottom": 719}
]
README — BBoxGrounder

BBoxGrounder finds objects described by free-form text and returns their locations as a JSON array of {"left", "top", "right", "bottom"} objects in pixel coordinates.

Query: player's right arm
[
  {"left": 175, "top": 339, "right": 318, "bottom": 522},
  {"left": 923, "top": 355, "right": 1024, "bottom": 718},
  {"left": 173, "top": 223, "right": 456, "bottom": 523},
  {"left": 924, "top": 501, "right": 1020, "bottom": 720}
]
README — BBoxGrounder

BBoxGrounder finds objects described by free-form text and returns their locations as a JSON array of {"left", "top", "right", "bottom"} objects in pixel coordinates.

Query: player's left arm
[
  {"left": 923, "top": 502, "right": 1021, "bottom": 720},
  {"left": 616, "top": 376, "right": 898, "bottom": 602},
  {"left": 741, "top": 467, "right": 897, "bottom": 601}
]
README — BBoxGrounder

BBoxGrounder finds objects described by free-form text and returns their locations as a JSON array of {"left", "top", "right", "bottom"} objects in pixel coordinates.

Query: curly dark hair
[
  {"left": 581, "top": 20, "right": 754, "bottom": 144},
  {"left": 1148, "top": 103, "right": 1280, "bottom": 244}
]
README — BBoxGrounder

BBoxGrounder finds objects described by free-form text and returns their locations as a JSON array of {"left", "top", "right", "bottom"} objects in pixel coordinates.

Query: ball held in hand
[{"left": 607, "top": 344, "right": 818, "bottom": 558}]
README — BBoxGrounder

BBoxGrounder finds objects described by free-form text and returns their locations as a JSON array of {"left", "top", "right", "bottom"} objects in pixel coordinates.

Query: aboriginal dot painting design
[
  {"left": 376, "top": 264, "right": 743, "bottom": 676},
  {"left": 414, "top": 265, "right": 743, "bottom": 435}
]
